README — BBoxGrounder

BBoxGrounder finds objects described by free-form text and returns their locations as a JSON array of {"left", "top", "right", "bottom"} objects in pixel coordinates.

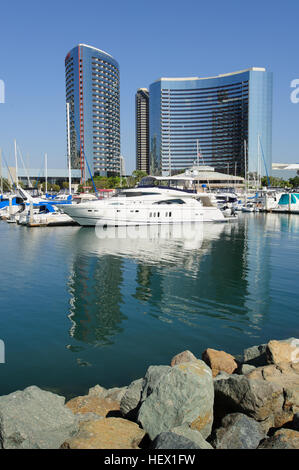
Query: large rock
[
  {"left": 202, "top": 348, "right": 238, "bottom": 378},
  {"left": 171, "top": 425, "right": 213, "bottom": 449},
  {"left": 120, "top": 378, "right": 144, "bottom": 419},
  {"left": 88, "top": 384, "right": 128, "bottom": 403},
  {"left": 258, "top": 429, "right": 299, "bottom": 449},
  {"left": 66, "top": 394, "right": 120, "bottom": 417},
  {"left": 138, "top": 360, "right": 214, "bottom": 440},
  {"left": 266, "top": 338, "right": 299, "bottom": 365},
  {"left": 247, "top": 361, "right": 299, "bottom": 426},
  {"left": 243, "top": 344, "right": 267, "bottom": 367},
  {"left": 214, "top": 374, "right": 284, "bottom": 432},
  {"left": 238, "top": 364, "right": 256, "bottom": 375},
  {"left": 171, "top": 350, "right": 197, "bottom": 367},
  {"left": 62, "top": 417, "right": 145, "bottom": 449},
  {"left": 242, "top": 338, "right": 299, "bottom": 369},
  {"left": 211, "top": 413, "right": 265, "bottom": 449},
  {"left": 151, "top": 432, "right": 202, "bottom": 450},
  {"left": 0, "top": 386, "right": 78, "bottom": 449},
  {"left": 141, "top": 365, "right": 171, "bottom": 402}
]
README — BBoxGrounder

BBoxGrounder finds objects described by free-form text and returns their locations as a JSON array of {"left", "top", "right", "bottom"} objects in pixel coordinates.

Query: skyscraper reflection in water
[{"left": 68, "top": 253, "right": 126, "bottom": 346}]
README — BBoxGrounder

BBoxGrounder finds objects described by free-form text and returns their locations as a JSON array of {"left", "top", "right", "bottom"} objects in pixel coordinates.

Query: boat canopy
[
  {"left": 0, "top": 197, "right": 23, "bottom": 209},
  {"left": 278, "top": 194, "right": 299, "bottom": 205}
]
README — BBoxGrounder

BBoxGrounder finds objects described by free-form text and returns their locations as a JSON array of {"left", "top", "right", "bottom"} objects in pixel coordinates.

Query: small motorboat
[{"left": 241, "top": 203, "right": 259, "bottom": 213}]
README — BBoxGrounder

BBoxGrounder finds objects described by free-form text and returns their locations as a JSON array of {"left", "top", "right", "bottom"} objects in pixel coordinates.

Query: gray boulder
[
  {"left": 214, "top": 371, "right": 231, "bottom": 381},
  {"left": 211, "top": 413, "right": 265, "bottom": 449},
  {"left": 214, "top": 374, "right": 284, "bottom": 431},
  {"left": 171, "top": 424, "right": 213, "bottom": 449},
  {"left": 120, "top": 378, "right": 144, "bottom": 419},
  {"left": 141, "top": 365, "right": 171, "bottom": 402},
  {"left": 151, "top": 432, "right": 202, "bottom": 449},
  {"left": 0, "top": 386, "right": 78, "bottom": 449},
  {"left": 243, "top": 344, "right": 267, "bottom": 367},
  {"left": 238, "top": 364, "right": 256, "bottom": 375},
  {"left": 88, "top": 384, "right": 128, "bottom": 402},
  {"left": 138, "top": 360, "right": 214, "bottom": 440}
]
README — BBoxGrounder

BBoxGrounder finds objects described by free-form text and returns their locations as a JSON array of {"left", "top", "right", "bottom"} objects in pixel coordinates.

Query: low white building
[{"left": 152, "top": 166, "right": 244, "bottom": 190}]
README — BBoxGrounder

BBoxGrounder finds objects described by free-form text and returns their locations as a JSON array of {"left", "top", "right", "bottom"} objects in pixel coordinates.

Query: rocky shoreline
[{"left": 0, "top": 338, "right": 298, "bottom": 449}]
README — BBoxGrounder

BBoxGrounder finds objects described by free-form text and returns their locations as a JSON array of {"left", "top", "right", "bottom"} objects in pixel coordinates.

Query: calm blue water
[{"left": 0, "top": 214, "right": 299, "bottom": 399}]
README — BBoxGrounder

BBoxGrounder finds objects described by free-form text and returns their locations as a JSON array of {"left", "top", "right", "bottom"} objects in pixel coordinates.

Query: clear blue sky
[{"left": 0, "top": 0, "right": 298, "bottom": 174}]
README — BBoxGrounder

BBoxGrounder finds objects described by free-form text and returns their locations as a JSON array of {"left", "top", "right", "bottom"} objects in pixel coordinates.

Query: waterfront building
[
  {"left": 136, "top": 88, "right": 150, "bottom": 173},
  {"left": 150, "top": 165, "right": 244, "bottom": 189},
  {"left": 3, "top": 167, "right": 81, "bottom": 187},
  {"left": 149, "top": 68, "right": 272, "bottom": 178},
  {"left": 119, "top": 155, "right": 126, "bottom": 177},
  {"left": 272, "top": 163, "right": 299, "bottom": 180},
  {"left": 65, "top": 44, "right": 120, "bottom": 180}
]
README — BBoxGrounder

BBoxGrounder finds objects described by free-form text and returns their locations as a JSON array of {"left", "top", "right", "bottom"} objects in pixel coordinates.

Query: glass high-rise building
[
  {"left": 136, "top": 88, "right": 149, "bottom": 173},
  {"left": 149, "top": 68, "right": 272, "bottom": 177},
  {"left": 65, "top": 44, "right": 120, "bottom": 180}
]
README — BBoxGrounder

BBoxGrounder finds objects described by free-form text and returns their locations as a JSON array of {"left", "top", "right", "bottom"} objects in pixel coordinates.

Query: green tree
[
  {"left": 126, "top": 176, "right": 136, "bottom": 188},
  {"left": 50, "top": 184, "right": 61, "bottom": 193},
  {"left": 289, "top": 176, "right": 299, "bottom": 188},
  {"left": 132, "top": 170, "right": 148, "bottom": 184},
  {"left": 1, "top": 177, "right": 12, "bottom": 192},
  {"left": 261, "top": 176, "right": 290, "bottom": 188},
  {"left": 41, "top": 182, "right": 61, "bottom": 193}
]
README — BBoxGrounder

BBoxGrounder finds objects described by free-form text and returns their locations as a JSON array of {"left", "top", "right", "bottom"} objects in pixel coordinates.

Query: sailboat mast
[
  {"left": 14, "top": 139, "right": 18, "bottom": 187},
  {"left": 244, "top": 139, "right": 247, "bottom": 201},
  {"left": 257, "top": 134, "right": 260, "bottom": 189},
  {"left": 45, "top": 153, "right": 48, "bottom": 194},
  {"left": 66, "top": 102, "right": 72, "bottom": 195},
  {"left": 0, "top": 148, "right": 3, "bottom": 194}
]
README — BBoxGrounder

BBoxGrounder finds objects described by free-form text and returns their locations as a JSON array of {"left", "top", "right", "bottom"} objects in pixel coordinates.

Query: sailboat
[{"left": 241, "top": 140, "right": 259, "bottom": 213}]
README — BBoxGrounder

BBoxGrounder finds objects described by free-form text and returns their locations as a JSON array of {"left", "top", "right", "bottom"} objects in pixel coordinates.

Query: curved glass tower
[
  {"left": 65, "top": 44, "right": 120, "bottom": 180},
  {"left": 149, "top": 68, "right": 272, "bottom": 177}
]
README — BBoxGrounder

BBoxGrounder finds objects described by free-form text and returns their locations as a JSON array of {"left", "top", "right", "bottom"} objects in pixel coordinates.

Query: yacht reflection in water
[{"left": 67, "top": 223, "right": 232, "bottom": 346}]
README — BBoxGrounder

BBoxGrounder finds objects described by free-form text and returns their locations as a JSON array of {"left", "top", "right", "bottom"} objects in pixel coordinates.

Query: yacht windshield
[
  {"left": 113, "top": 191, "right": 159, "bottom": 198},
  {"left": 154, "top": 199, "right": 186, "bottom": 205}
]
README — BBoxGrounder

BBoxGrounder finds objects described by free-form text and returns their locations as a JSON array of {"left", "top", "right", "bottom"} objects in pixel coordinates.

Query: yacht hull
[{"left": 62, "top": 207, "right": 226, "bottom": 227}]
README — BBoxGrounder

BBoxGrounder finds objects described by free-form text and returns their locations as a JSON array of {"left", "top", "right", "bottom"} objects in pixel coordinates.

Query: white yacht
[{"left": 60, "top": 185, "right": 227, "bottom": 227}]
